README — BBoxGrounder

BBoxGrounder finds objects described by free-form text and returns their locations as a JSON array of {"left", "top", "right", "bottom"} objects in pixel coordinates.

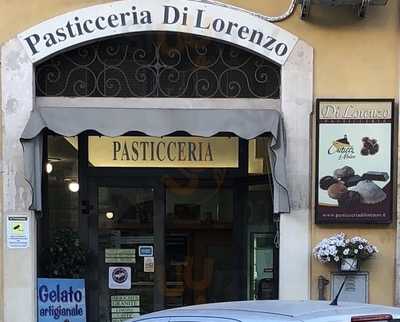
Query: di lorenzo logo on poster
[{"left": 38, "top": 278, "right": 86, "bottom": 322}]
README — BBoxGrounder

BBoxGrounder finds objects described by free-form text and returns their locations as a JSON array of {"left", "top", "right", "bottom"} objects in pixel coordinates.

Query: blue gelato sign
[{"left": 38, "top": 278, "right": 86, "bottom": 322}]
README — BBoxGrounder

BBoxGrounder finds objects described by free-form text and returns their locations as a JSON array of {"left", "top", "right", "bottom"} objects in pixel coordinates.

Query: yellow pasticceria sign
[{"left": 89, "top": 136, "right": 239, "bottom": 168}]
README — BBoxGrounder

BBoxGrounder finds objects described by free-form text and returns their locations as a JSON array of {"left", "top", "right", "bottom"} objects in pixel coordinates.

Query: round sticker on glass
[
  {"left": 109, "top": 267, "right": 131, "bottom": 289},
  {"left": 112, "top": 267, "right": 128, "bottom": 283}
]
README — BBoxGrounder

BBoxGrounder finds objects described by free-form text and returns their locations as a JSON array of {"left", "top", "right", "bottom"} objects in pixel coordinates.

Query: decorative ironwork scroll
[{"left": 36, "top": 32, "right": 280, "bottom": 98}]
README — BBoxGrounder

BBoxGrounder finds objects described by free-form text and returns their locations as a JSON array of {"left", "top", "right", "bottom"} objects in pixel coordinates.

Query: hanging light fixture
[
  {"left": 105, "top": 212, "right": 114, "bottom": 220},
  {"left": 68, "top": 181, "right": 80, "bottom": 193},
  {"left": 46, "top": 157, "right": 61, "bottom": 174},
  {"left": 46, "top": 162, "right": 53, "bottom": 174},
  {"left": 64, "top": 178, "right": 79, "bottom": 192}
]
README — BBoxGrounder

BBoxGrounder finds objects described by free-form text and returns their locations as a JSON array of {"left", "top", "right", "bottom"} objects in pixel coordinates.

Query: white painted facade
[{"left": 1, "top": 1, "right": 313, "bottom": 321}]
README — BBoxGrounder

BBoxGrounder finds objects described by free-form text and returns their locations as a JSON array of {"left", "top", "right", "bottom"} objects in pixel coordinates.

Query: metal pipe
[{"left": 318, "top": 275, "right": 330, "bottom": 300}]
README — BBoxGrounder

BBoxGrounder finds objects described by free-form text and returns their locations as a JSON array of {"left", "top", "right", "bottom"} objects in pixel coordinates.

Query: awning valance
[{"left": 21, "top": 106, "right": 290, "bottom": 214}]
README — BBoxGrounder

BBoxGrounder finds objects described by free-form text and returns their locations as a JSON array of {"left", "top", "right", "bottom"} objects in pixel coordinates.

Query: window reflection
[
  {"left": 248, "top": 136, "right": 271, "bottom": 175},
  {"left": 167, "top": 188, "right": 233, "bottom": 225},
  {"left": 97, "top": 187, "right": 155, "bottom": 317},
  {"left": 247, "top": 184, "right": 275, "bottom": 300},
  {"left": 46, "top": 136, "right": 79, "bottom": 232},
  {"left": 39, "top": 135, "right": 80, "bottom": 278},
  {"left": 166, "top": 186, "right": 235, "bottom": 308}
]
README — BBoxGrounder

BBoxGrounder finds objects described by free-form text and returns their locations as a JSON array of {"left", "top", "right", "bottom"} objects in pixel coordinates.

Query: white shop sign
[{"left": 17, "top": 0, "right": 297, "bottom": 64}]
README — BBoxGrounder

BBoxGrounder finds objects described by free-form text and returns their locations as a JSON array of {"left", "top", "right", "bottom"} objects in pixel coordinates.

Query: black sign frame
[{"left": 315, "top": 98, "right": 395, "bottom": 224}]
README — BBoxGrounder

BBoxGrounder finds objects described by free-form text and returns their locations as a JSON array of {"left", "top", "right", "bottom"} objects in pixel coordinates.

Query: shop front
[
  {"left": 40, "top": 132, "right": 278, "bottom": 320},
  {"left": 1, "top": 1, "right": 313, "bottom": 321}
]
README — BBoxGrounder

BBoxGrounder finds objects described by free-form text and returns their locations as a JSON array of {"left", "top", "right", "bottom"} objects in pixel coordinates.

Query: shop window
[
  {"left": 246, "top": 184, "right": 275, "bottom": 299},
  {"left": 248, "top": 136, "right": 271, "bottom": 175},
  {"left": 38, "top": 134, "right": 278, "bottom": 320},
  {"left": 45, "top": 136, "right": 79, "bottom": 231},
  {"left": 38, "top": 135, "right": 80, "bottom": 277},
  {"left": 165, "top": 185, "right": 235, "bottom": 307},
  {"left": 97, "top": 187, "right": 155, "bottom": 316}
]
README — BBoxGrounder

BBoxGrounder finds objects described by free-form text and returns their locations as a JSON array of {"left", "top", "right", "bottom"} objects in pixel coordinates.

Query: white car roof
[{"left": 130, "top": 300, "right": 400, "bottom": 322}]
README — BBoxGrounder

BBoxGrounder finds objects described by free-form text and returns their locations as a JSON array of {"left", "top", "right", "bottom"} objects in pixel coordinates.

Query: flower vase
[{"left": 339, "top": 258, "right": 360, "bottom": 272}]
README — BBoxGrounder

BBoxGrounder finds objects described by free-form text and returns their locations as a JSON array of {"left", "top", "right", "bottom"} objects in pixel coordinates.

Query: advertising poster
[
  {"left": 316, "top": 99, "right": 394, "bottom": 224},
  {"left": 37, "top": 278, "right": 86, "bottom": 322}
]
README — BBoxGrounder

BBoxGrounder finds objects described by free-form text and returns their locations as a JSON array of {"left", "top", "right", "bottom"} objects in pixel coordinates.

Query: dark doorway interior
[
  {"left": 38, "top": 133, "right": 278, "bottom": 322},
  {"left": 35, "top": 30, "right": 282, "bottom": 322}
]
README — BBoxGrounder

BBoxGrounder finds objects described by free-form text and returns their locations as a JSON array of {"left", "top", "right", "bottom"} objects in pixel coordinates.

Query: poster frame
[
  {"left": 37, "top": 278, "right": 87, "bottom": 322},
  {"left": 315, "top": 98, "right": 395, "bottom": 224}
]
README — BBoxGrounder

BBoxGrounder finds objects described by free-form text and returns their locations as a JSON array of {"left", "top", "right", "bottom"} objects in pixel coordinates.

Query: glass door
[
  {"left": 246, "top": 183, "right": 278, "bottom": 300},
  {"left": 164, "top": 183, "right": 240, "bottom": 307},
  {"left": 83, "top": 176, "right": 277, "bottom": 321},
  {"left": 87, "top": 180, "right": 165, "bottom": 322}
]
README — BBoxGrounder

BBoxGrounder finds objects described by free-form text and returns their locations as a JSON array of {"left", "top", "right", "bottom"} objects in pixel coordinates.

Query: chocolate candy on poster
[
  {"left": 360, "top": 137, "right": 379, "bottom": 156},
  {"left": 333, "top": 166, "right": 355, "bottom": 179},
  {"left": 319, "top": 176, "right": 338, "bottom": 190},
  {"left": 352, "top": 180, "right": 387, "bottom": 204},
  {"left": 342, "top": 175, "right": 363, "bottom": 187},
  {"left": 363, "top": 140, "right": 373, "bottom": 150},
  {"left": 361, "top": 147, "right": 369, "bottom": 156},
  {"left": 328, "top": 182, "right": 348, "bottom": 200},
  {"left": 370, "top": 143, "right": 379, "bottom": 155},
  {"left": 362, "top": 171, "right": 389, "bottom": 182},
  {"left": 338, "top": 191, "right": 362, "bottom": 208}
]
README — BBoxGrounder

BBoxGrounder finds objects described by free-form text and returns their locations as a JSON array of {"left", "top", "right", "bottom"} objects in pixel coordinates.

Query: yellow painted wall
[
  {"left": 2, "top": 1, "right": 397, "bottom": 98},
  {"left": 311, "top": 226, "right": 396, "bottom": 305},
  {"left": 0, "top": 0, "right": 398, "bottom": 306}
]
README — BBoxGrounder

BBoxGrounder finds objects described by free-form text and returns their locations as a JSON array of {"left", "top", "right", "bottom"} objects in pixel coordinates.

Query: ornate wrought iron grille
[{"left": 36, "top": 32, "right": 280, "bottom": 98}]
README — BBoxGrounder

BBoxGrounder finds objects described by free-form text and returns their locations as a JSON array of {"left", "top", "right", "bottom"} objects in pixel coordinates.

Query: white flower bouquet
[{"left": 312, "top": 232, "right": 378, "bottom": 264}]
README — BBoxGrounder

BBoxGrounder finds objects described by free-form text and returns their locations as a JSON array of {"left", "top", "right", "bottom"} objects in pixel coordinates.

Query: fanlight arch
[{"left": 35, "top": 32, "right": 281, "bottom": 98}]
